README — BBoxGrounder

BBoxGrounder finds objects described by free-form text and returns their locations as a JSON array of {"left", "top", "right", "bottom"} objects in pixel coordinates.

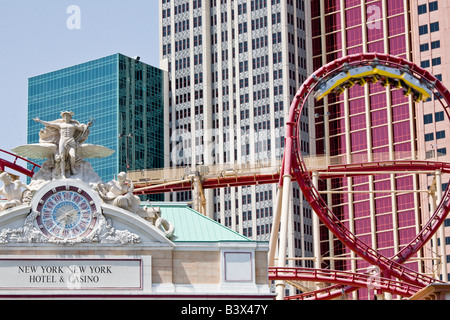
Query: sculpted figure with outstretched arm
[{"left": 34, "top": 111, "right": 92, "bottom": 178}]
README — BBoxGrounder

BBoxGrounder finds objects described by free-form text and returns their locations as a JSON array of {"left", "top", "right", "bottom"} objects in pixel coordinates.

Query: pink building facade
[{"left": 310, "top": 0, "right": 450, "bottom": 299}]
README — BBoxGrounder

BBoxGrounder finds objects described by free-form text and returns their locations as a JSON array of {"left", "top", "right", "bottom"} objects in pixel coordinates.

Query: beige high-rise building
[{"left": 158, "top": 0, "right": 315, "bottom": 269}]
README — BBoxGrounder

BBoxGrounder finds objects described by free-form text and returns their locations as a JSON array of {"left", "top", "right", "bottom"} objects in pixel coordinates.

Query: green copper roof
[{"left": 148, "top": 203, "right": 252, "bottom": 243}]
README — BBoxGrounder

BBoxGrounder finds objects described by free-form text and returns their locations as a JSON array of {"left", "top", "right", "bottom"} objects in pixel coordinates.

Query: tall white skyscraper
[{"left": 159, "top": 0, "right": 314, "bottom": 265}]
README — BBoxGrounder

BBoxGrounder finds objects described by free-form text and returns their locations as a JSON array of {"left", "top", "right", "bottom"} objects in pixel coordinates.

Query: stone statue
[
  {"left": 94, "top": 173, "right": 175, "bottom": 238},
  {"left": 94, "top": 172, "right": 146, "bottom": 214},
  {"left": 12, "top": 111, "right": 114, "bottom": 181},
  {"left": 0, "top": 172, "right": 30, "bottom": 212},
  {"left": 33, "top": 111, "right": 92, "bottom": 178}
]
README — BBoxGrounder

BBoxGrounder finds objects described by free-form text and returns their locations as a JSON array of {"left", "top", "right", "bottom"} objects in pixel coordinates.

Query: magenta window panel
[
  {"left": 370, "top": 93, "right": 387, "bottom": 110},
  {"left": 396, "top": 175, "right": 413, "bottom": 191},
  {"left": 371, "top": 109, "right": 387, "bottom": 126},
  {"left": 326, "top": 51, "right": 343, "bottom": 63},
  {"left": 329, "top": 102, "right": 345, "bottom": 118},
  {"left": 312, "top": 37, "right": 323, "bottom": 56},
  {"left": 350, "top": 114, "right": 367, "bottom": 131},
  {"left": 369, "top": 82, "right": 386, "bottom": 94},
  {"left": 394, "top": 143, "right": 412, "bottom": 159},
  {"left": 393, "top": 121, "right": 411, "bottom": 143},
  {"left": 389, "top": 35, "right": 406, "bottom": 56},
  {"left": 373, "top": 173, "right": 390, "bottom": 181},
  {"left": 349, "top": 97, "right": 365, "bottom": 114},
  {"left": 376, "top": 215, "right": 393, "bottom": 231},
  {"left": 328, "top": 92, "right": 344, "bottom": 103},
  {"left": 398, "top": 210, "right": 416, "bottom": 228},
  {"left": 354, "top": 201, "right": 370, "bottom": 218},
  {"left": 312, "top": 18, "right": 321, "bottom": 37},
  {"left": 353, "top": 175, "right": 369, "bottom": 185},
  {"left": 404, "top": 261, "right": 418, "bottom": 272},
  {"left": 367, "top": 40, "right": 385, "bottom": 53},
  {"left": 329, "top": 118, "right": 346, "bottom": 135},
  {"left": 387, "top": 0, "right": 404, "bottom": 16},
  {"left": 346, "top": 26, "right": 362, "bottom": 47},
  {"left": 373, "top": 146, "right": 390, "bottom": 161},
  {"left": 396, "top": 193, "right": 414, "bottom": 211},
  {"left": 345, "top": 0, "right": 360, "bottom": 7},
  {"left": 355, "top": 217, "right": 372, "bottom": 234},
  {"left": 347, "top": 46, "right": 363, "bottom": 55},
  {"left": 375, "top": 197, "right": 393, "bottom": 214},
  {"left": 398, "top": 227, "right": 417, "bottom": 245},
  {"left": 374, "top": 179, "right": 391, "bottom": 194},
  {"left": 353, "top": 184, "right": 370, "bottom": 202},
  {"left": 326, "top": 32, "right": 342, "bottom": 52},
  {"left": 388, "top": 15, "right": 405, "bottom": 36},
  {"left": 346, "top": 7, "right": 361, "bottom": 28},
  {"left": 350, "top": 130, "right": 367, "bottom": 152},
  {"left": 372, "top": 126, "right": 389, "bottom": 147},
  {"left": 377, "top": 231, "right": 394, "bottom": 248},
  {"left": 348, "top": 84, "right": 364, "bottom": 99},
  {"left": 324, "top": 0, "right": 340, "bottom": 14},
  {"left": 330, "top": 135, "right": 347, "bottom": 156},
  {"left": 325, "top": 13, "right": 341, "bottom": 33},
  {"left": 391, "top": 90, "right": 408, "bottom": 105},
  {"left": 392, "top": 104, "right": 409, "bottom": 122}
]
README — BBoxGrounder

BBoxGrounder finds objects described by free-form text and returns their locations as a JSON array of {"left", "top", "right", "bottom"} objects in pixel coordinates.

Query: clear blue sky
[{"left": 0, "top": 1, "right": 160, "bottom": 154}]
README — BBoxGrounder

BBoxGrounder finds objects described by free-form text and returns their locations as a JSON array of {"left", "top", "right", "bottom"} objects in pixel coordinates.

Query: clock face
[{"left": 35, "top": 186, "right": 98, "bottom": 240}]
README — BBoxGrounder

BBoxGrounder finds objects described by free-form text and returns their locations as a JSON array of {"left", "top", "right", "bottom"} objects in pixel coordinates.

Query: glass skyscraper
[{"left": 27, "top": 54, "right": 166, "bottom": 199}]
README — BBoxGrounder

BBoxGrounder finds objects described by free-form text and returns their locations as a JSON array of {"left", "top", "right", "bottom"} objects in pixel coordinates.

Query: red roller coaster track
[
  {"left": 0, "top": 149, "right": 40, "bottom": 178},
  {"left": 1, "top": 53, "right": 449, "bottom": 299},
  {"left": 274, "top": 52, "right": 450, "bottom": 298},
  {"left": 269, "top": 267, "right": 422, "bottom": 299}
]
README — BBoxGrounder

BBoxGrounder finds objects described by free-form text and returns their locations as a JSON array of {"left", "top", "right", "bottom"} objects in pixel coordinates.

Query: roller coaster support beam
[
  {"left": 436, "top": 170, "right": 448, "bottom": 281},
  {"left": 275, "top": 174, "right": 292, "bottom": 300},
  {"left": 268, "top": 185, "right": 283, "bottom": 267},
  {"left": 275, "top": 121, "right": 295, "bottom": 300},
  {"left": 312, "top": 171, "right": 323, "bottom": 290}
]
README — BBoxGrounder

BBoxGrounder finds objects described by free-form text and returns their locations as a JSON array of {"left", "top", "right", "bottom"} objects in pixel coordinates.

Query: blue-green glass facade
[{"left": 28, "top": 54, "right": 165, "bottom": 199}]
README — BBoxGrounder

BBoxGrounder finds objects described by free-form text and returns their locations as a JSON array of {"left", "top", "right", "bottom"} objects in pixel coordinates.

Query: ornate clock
[{"left": 35, "top": 184, "right": 99, "bottom": 240}]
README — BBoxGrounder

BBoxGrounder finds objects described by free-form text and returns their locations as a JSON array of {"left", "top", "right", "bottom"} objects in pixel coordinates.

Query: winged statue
[{"left": 12, "top": 111, "right": 114, "bottom": 180}]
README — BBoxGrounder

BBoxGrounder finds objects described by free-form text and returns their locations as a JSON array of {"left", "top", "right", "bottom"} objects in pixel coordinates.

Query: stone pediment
[
  {"left": 0, "top": 112, "right": 174, "bottom": 248},
  {"left": 0, "top": 179, "right": 174, "bottom": 248}
]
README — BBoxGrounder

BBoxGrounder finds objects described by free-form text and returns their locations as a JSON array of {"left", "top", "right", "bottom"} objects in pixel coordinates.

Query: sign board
[{"left": 0, "top": 256, "right": 151, "bottom": 291}]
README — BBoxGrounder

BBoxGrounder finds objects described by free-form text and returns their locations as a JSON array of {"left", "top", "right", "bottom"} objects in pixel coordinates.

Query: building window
[
  {"left": 424, "top": 132, "right": 434, "bottom": 142},
  {"left": 429, "top": 1, "right": 438, "bottom": 12},
  {"left": 418, "top": 4, "right": 427, "bottom": 14},
  {"left": 437, "top": 148, "right": 447, "bottom": 156},
  {"left": 421, "top": 60, "right": 430, "bottom": 68},
  {"left": 435, "top": 111, "right": 444, "bottom": 122},
  {"left": 436, "top": 130, "right": 446, "bottom": 140},
  {"left": 420, "top": 43, "right": 429, "bottom": 52},
  {"left": 431, "top": 40, "right": 441, "bottom": 50},
  {"left": 419, "top": 25, "right": 428, "bottom": 35},
  {"left": 432, "top": 57, "right": 441, "bottom": 66},
  {"left": 424, "top": 114, "right": 433, "bottom": 124},
  {"left": 430, "top": 22, "right": 439, "bottom": 33}
]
